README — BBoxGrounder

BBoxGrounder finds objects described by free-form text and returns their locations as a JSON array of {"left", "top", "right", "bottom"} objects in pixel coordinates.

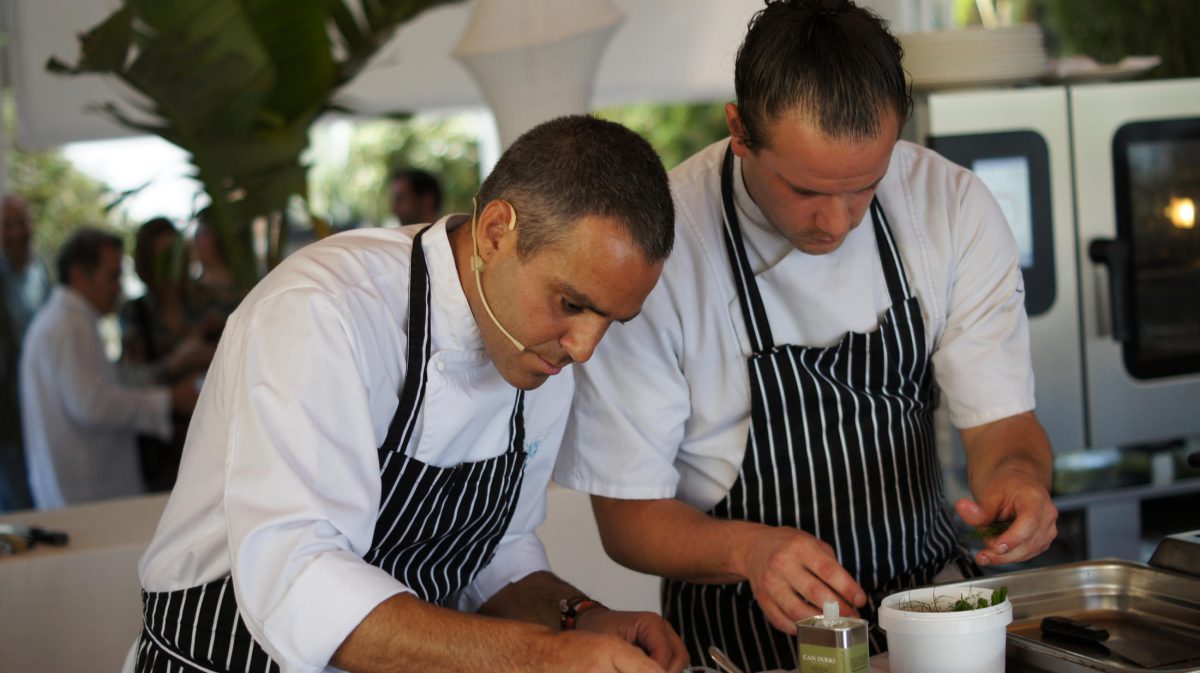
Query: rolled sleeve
[
  {"left": 555, "top": 282, "right": 689, "bottom": 500},
  {"left": 262, "top": 551, "right": 410, "bottom": 673},
  {"left": 933, "top": 174, "right": 1037, "bottom": 429}
]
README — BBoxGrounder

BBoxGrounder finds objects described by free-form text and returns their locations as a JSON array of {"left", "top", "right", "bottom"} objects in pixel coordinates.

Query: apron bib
[
  {"left": 663, "top": 145, "right": 977, "bottom": 671},
  {"left": 134, "top": 226, "right": 529, "bottom": 673}
]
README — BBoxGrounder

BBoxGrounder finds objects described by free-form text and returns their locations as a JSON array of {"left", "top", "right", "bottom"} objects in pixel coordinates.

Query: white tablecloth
[{"left": 0, "top": 494, "right": 169, "bottom": 673}]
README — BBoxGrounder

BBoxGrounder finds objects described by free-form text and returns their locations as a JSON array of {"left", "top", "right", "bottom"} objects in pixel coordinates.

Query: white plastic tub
[{"left": 878, "top": 586, "right": 1012, "bottom": 673}]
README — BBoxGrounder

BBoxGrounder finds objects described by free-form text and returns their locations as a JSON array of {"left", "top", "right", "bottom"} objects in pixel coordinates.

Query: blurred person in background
[
  {"left": 187, "top": 208, "right": 241, "bottom": 326},
  {"left": 20, "top": 228, "right": 201, "bottom": 509},
  {"left": 121, "top": 217, "right": 217, "bottom": 492},
  {"left": 0, "top": 195, "right": 52, "bottom": 342},
  {"left": 390, "top": 167, "right": 442, "bottom": 225},
  {"left": 0, "top": 269, "right": 30, "bottom": 511},
  {"left": 0, "top": 194, "right": 50, "bottom": 511}
]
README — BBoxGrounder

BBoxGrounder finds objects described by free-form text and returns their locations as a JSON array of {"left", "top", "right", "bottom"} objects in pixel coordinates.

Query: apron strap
[
  {"left": 720, "top": 143, "right": 776, "bottom": 353},
  {"left": 508, "top": 389, "right": 526, "bottom": 454},
  {"left": 380, "top": 225, "right": 434, "bottom": 454},
  {"left": 870, "top": 198, "right": 913, "bottom": 304}
]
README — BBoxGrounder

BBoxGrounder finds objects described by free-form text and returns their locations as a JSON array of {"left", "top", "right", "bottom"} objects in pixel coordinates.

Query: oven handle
[{"left": 1088, "top": 238, "right": 1131, "bottom": 342}]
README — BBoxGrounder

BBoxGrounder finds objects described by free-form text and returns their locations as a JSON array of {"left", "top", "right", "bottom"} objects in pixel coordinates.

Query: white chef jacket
[
  {"left": 138, "top": 219, "right": 571, "bottom": 673},
  {"left": 19, "top": 287, "right": 172, "bottom": 509},
  {"left": 554, "top": 139, "right": 1035, "bottom": 511}
]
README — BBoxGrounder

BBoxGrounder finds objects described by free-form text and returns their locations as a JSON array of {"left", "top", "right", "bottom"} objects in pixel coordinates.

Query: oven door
[{"left": 1072, "top": 78, "right": 1200, "bottom": 448}]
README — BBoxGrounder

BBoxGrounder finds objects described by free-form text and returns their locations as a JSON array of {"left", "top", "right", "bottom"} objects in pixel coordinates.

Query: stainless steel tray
[{"left": 934, "top": 560, "right": 1200, "bottom": 673}]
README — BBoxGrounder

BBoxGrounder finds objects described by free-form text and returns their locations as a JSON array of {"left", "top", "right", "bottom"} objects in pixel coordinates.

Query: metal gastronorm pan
[{"left": 932, "top": 560, "right": 1200, "bottom": 673}]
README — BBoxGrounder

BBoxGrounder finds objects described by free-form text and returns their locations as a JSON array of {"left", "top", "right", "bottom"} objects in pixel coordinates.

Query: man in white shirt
[
  {"left": 1, "top": 194, "right": 50, "bottom": 511},
  {"left": 554, "top": 1, "right": 1058, "bottom": 667},
  {"left": 133, "top": 116, "right": 689, "bottom": 673},
  {"left": 20, "top": 229, "right": 201, "bottom": 509}
]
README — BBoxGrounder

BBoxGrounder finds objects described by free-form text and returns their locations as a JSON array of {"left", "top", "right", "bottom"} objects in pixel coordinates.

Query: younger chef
[
  {"left": 554, "top": 1, "right": 1058, "bottom": 669},
  {"left": 131, "top": 115, "right": 688, "bottom": 673}
]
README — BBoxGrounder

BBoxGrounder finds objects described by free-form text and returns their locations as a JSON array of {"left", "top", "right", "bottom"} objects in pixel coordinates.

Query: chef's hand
[
  {"left": 739, "top": 526, "right": 866, "bottom": 634},
  {"left": 955, "top": 469, "right": 1057, "bottom": 567},
  {"left": 576, "top": 607, "right": 689, "bottom": 673},
  {"left": 543, "top": 627, "right": 683, "bottom": 673}
]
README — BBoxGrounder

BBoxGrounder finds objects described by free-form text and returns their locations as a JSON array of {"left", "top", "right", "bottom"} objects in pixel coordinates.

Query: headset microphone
[{"left": 470, "top": 196, "right": 525, "bottom": 352}]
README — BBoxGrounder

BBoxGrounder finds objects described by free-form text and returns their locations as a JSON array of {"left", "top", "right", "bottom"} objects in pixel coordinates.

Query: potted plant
[
  {"left": 47, "top": 0, "right": 463, "bottom": 296},
  {"left": 878, "top": 584, "right": 1012, "bottom": 673}
]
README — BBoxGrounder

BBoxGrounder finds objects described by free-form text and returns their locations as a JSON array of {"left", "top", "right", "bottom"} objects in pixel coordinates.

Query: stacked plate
[{"left": 899, "top": 24, "right": 1049, "bottom": 91}]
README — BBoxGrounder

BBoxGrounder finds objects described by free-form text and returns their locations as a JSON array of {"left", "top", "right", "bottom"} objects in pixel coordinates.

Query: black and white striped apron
[
  {"left": 662, "top": 145, "right": 977, "bottom": 671},
  {"left": 134, "top": 225, "right": 530, "bottom": 673}
]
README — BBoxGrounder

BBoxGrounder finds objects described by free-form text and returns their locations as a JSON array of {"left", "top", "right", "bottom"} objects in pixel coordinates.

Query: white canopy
[{"left": 8, "top": 0, "right": 930, "bottom": 148}]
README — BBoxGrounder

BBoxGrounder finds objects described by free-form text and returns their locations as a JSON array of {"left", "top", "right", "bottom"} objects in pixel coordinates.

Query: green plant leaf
[
  {"left": 77, "top": 6, "right": 135, "bottom": 72},
  {"left": 244, "top": 0, "right": 337, "bottom": 122},
  {"left": 124, "top": 0, "right": 274, "bottom": 138},
  {"left": 991, "top": 586, "right": 1009, "bottom": 606},
  {"left": 327, "top": 0, "right": 371, "bottom": 55},
  {"left": 968, "top": 520, "right": 1012, "bottom": 540}
]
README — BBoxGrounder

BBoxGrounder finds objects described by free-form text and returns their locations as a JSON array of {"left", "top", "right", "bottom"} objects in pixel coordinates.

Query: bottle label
[{"left": 797, "top": 642, "right": 869, "bottom": 673}]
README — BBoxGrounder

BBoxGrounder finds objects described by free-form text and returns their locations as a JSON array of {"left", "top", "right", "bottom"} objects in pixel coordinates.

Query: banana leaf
[{"left": 48, "top": 0, "right": 464, "bottom": 295}]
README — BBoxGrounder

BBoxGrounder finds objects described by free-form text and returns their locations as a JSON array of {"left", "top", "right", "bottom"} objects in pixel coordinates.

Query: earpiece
[
  {"left": 470, "top": 198, "right": 517, "bottom": 271},
  {"left": 468, "top": 194, "right": 526, "bottom": 352},
  {"left": 504, "top": 200, "right": 517, "bottom": 230}
]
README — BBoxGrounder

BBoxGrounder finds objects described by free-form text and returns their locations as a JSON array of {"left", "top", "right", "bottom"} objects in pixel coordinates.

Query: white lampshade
[{"left": 452, "top": 0, "right": 624, "bottom": 149}]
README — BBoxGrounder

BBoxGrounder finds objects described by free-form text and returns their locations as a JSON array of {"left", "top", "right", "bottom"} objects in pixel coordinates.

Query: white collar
[{"left": 422, "top": 216, "right": 485, "bottom": 353}]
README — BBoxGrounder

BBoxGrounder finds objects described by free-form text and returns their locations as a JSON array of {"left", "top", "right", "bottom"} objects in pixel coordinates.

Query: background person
[
  {"left": 132, "top": 116, "right": 688, "bottom": 673},
  {"left": 121, "top": 217, "right": 216, "bottom": 491},
  {"left": 20, "top": 228, "right": 200, "bottom": 509},
  {"left": 0, "top": 195, "right": 52, "bottom": 343},
  {"left": 187, "top": 208, "right": 240, "bottom": 326},
  {"left": 0, "top": 268, "right": 29, "bottom": 511},
  {"left": 553, "top": 1, "right": 1057, "bottom": 668},
  {"left": 390, "top": 167, "right": 443, "bottom": 225}
]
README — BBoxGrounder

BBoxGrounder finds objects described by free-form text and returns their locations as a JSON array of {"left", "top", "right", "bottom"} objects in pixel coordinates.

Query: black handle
[
  {"left": 1041, "top": 616, "right": 1110, "bottom": 643},
  {"left": 1088, "top": 239, "right": 1132, "bottom": 343},
  {"left": 29, "top": 527, "right": 69, "bottom": 546}
]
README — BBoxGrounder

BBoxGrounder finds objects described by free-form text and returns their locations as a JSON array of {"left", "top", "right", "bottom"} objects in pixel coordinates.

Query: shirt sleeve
[
  {"left": 221, "top": 288, "right": 410, "bottom": 673},
  {"left": 932, "top": 172, "right": 1037, "bottom": 428},
  {"left": 54, "top": 310, "right": 171, "bottom": 440},
  {"left": 554, "top": 270, "right": 692, "bottom": 499}
]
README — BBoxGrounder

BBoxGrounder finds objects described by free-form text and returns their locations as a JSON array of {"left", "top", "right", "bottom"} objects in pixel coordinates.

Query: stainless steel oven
[
  {"left": 1072, "top": 79, "right": 1200, "bottom": 449},
  {"left": 913, "top": 78, "right": 1200, "bottom": 454}
]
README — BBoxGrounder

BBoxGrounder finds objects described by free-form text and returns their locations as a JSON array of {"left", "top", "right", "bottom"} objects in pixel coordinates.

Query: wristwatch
[{"left": 559, "top": 594, "right": 605, "bottom": 630}]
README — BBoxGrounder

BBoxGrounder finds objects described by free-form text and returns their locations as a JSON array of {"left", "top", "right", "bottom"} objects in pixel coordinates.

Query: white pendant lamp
[{"left": 452, "top": 0, "right": 624, "bottom": 150}]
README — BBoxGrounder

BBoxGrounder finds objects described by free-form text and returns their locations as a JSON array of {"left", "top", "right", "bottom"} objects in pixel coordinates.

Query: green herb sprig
[
  {"left": 968, "top": 520, "right": 1012, "bottom": 540},
  {"left": 900, "top": 586, "right": 1009, "bottom": 613}
]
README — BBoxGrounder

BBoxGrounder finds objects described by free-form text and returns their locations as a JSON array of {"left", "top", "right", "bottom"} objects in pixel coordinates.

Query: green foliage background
[
  {"left": 3, "top": 98, "right": 119, "bottom": 269},
  {"left": 1036, "top": 0, "right": 1200, "bottom": 78},
  {"left": 307, "top": 114, "right": 482, "bottom": 228},
  {"left": 955, "top": 0, "right": 1199, "bottom": 79},
  {"left": 597, "top": 102, "right": 730, "bottom": 171},
  {"left": 306, "top": 102, "right": 732, "bottom": 229}
]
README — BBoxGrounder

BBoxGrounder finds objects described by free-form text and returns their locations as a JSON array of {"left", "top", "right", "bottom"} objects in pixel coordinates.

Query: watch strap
[{"left": 559, "top": 594, "right": 604, "bottom": 630}]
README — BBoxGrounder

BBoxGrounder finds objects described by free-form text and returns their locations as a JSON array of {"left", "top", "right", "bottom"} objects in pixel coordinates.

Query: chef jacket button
[{"left": 435, "top": 360, "right": 446, "bottom": 372}]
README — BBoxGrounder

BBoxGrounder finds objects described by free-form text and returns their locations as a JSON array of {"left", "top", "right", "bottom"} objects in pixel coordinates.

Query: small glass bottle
[{"left": 796, "top": 601, "right": 869, "bottom": 673}]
